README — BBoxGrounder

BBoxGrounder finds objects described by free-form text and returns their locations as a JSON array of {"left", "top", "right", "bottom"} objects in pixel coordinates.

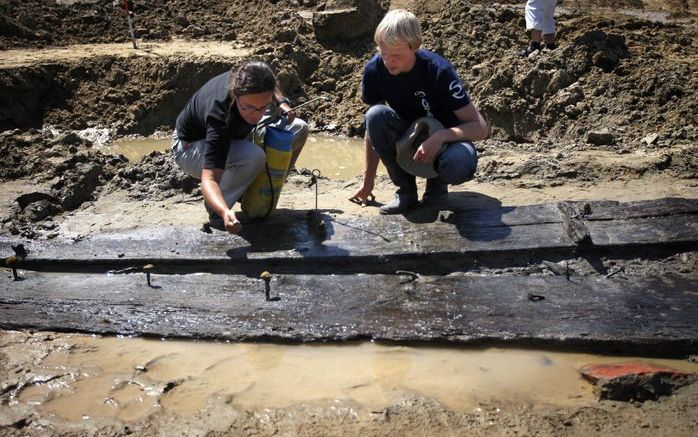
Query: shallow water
[
  {"left": 15, "top": 335, "right": 698, "bottom": 422},
  {"left": 106, "top": 136, "right": 171, "bottom": 162},
  {"left": 108, "top": 134, "right": 376, "bottom": 180}
]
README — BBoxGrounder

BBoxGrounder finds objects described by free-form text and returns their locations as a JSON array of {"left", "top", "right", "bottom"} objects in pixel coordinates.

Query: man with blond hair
[{"left": 350, "top": 9, "right": 488, "bottom": 215}]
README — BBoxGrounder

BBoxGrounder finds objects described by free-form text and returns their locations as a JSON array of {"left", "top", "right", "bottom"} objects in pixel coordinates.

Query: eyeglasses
[{"left": 236, "top": 98, "right": 271, "bottom": 114}]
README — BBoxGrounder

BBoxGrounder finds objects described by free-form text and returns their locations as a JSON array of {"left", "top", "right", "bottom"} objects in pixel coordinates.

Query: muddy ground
[{"left": 0, "top": 0, "right": 697, "bottom": 435}]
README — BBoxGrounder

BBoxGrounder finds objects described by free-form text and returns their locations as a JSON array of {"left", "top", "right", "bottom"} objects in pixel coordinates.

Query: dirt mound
[
  {"left": 313, "top": 0, "right": 388, "bottom": 42},
  {"left": 0, "top": 0, "right": 279, "bottom": 49},
  {"left": 0, "top": 56, "right": 231, "bottom": 134},
  {"left": 0, "top": 129, "right": 125, "bottom": 238},
  {"left": 413, "top": 3, "right": 698, "bottom": 147},
  {"left": 3, "top": 2, "right": 695, "bottom": 148},
  {"left": 111, "top": 150, "right": 200, "bottom": 201}
]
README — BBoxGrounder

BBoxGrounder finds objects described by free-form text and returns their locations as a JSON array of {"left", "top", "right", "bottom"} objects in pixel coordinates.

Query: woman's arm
[{"left": 201, "top": 168, "right": 241, "bottom": 234}]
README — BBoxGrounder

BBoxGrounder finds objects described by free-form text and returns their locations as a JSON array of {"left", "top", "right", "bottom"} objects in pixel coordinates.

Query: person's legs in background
[
  {"left": 520, "top": 0, "right": 557, "bottom": 56},
  {"left": 542, "top": 0, "right": 557, "bottom": 50}
]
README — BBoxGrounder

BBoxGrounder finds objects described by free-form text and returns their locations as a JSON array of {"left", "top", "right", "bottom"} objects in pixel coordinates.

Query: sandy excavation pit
[{"left": 1, "top": 0, "right": 697, "bottom": 435}]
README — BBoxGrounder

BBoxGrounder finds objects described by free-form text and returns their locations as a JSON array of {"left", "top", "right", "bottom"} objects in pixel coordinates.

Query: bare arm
[
  {"left": 274, "top": 86, "right": 294, "bottom": 122},
  {"left": 201, "top": 168, "right": 241, "bottom": 234},
  {"left": 414, "top": 102, "right": 488, "bottom": 163},
  {"left": 349, "top": 132, "right": 380, "bottom": 204}
]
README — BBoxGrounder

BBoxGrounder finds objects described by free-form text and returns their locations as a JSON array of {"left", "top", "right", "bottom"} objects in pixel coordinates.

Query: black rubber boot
[
  {"left": 379, "top": 194, "right": 418, "bottom": 215},
  {"left": 519, "top": 41, "right": 541, "bottom": 57},
  {"left": 422, "top": 179, "right": 448, "bottom": 206}
]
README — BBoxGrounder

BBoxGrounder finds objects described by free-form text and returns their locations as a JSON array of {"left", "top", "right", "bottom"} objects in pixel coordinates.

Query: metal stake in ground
[
  {"left": 307, "top": 169, "right": 326, "bottom": 237},
  {"left": 5, "top": 244, "right": 27, "bottom": 281},
  {"left": 260, "top": 271, "right": 272, "bottom": 301},
  {"left": 311, "top": 169, "right": 320, "bottom": 211},
  {"left": 143, "top": 263, "right": 155, "bottom": 287}
]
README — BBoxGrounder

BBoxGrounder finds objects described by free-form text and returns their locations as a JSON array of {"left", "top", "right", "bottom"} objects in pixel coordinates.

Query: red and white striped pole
[{"left": 124, "top": 0, "right": 137, "bottom": 49}]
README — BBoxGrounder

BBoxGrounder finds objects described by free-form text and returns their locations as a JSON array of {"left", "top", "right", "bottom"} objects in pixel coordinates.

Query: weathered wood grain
[
  {"left": 0, "top": 199, "right": 694, "bottom": 269},
  {"left": 1, "top": 271, "right": 696, "bottom": 355}
]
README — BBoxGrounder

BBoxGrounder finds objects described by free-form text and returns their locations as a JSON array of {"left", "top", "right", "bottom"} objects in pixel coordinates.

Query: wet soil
[
  {"left": 0, "top": 0, "right": 697, "bottom": 435},
  {"left": 1, "top": 330, "right": 698, "bottom": 437}
]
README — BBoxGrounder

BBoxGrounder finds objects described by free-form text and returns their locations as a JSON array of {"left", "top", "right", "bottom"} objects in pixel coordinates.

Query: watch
[{"left": 277, "top": 97, "right": 291, "bottom": 106}]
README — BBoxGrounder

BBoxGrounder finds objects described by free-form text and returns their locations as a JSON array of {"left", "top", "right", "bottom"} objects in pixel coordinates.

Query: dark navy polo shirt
[{"left": 362, "top": 49, "right": 471, "bottom": 128}]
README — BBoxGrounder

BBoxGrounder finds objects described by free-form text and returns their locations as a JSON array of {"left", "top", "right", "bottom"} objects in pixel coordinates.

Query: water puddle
[
  {"left": 108, "top": 134, "right": 377, "bottom": 180},
  {"left": 106, "top": 136, "right": 171, "bottom": 162},
  {"left": 295, "top": 135, "right": 380, "bottom": 179},
  {"left": 16, "top": 335, "right": 698, "bottom": 422}
]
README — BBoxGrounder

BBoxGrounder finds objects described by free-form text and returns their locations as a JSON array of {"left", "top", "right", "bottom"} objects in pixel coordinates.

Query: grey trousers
[{"left": 171, "top": 116, "right": 308, "bottom": 208}]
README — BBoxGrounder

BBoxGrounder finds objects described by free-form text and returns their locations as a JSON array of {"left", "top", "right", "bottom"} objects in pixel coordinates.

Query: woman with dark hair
[{"left": 172, "top": 60, "right": 308, "bottom": 234}]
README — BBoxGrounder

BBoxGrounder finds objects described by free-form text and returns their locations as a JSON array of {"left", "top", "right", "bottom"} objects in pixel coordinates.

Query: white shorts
[{"left": 525, "top": 0, "right": 557, "bottom": 35}]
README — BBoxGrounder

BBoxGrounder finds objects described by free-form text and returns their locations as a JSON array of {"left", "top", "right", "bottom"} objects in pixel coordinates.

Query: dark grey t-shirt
[{"left": 175, "top": 71, "right": 255, "bottom": 169}]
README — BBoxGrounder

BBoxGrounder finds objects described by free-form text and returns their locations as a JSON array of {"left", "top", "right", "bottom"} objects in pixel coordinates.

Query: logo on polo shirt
[
  {"left": 449, "top": 80, "right": 466, "bottom": 100},
  {"left": 414, "top": 91, "right": 433, "bottom": 117}
]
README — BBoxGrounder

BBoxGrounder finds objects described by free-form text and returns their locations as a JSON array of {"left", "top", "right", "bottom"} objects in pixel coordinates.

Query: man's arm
[
  {"left": 349, "top": 132, "right": 380, "bottom": 204},
  {"left": 349, "top": 60, "right": 384, "bottom": 204},
  {"left": 413, "top": 102, "right": 488, "bottom": 163},
  {"left": 201, "top": 168, "right": 241, "bottom": 234}
]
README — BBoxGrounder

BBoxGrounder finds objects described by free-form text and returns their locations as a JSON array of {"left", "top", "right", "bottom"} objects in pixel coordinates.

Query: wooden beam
[{"left": 0, "top": 271, "right": 696, "bottom": 355}]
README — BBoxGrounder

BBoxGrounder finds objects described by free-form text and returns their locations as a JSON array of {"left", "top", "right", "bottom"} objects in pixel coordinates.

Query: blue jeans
[{"left": 365, "top": 104, "right": 478, "bottom": 198}]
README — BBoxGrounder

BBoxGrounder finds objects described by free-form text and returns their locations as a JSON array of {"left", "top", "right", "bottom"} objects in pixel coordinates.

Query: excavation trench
[{"left": 1, "top": 1, "right": 698, "bottom": 434}]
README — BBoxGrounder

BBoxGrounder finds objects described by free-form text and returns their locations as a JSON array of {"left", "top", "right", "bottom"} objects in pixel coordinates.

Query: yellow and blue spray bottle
[{"left": 241, "top": 119, "right": 294, "bottom": 219}]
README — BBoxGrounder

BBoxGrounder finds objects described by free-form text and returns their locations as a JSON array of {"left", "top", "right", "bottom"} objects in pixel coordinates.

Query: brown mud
[{"left": 0, "top": 0, "right": 697, "bottom": 435}]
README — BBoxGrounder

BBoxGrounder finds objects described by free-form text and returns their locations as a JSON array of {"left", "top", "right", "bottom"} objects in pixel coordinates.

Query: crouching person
[
  {"left": 350, "top": 10, "right": 488, "bottom": 215},
  {"left": 172, "top": 61, "right": 308, "bottom": 233}
]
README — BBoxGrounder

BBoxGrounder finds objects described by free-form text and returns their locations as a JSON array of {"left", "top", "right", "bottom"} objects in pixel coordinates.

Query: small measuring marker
[{"left": 114, "top": 0, "right": 137, "bottom": 49}]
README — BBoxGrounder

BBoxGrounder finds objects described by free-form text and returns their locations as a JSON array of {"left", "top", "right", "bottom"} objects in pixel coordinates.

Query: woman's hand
[
  {"left": 280, "top": 102, "right": 295, "bottom": 123},
  {"left": 224, "top": 209, "right": 242, "bottom": 234}
]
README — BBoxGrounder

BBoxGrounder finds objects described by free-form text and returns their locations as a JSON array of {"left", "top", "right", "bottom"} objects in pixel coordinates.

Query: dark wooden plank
[
  {"left": 585, "top": 197, "right": 698, "bottom": 221},
  {"left": 0, "top": 216, "right": 573, "bottom": 262},
  {"left": 1, "top": 198, "right": 696, "bottom": 265},
  {"left": 447, "top": 202, "right": 560, "bottom": 227},
  {"left": 0, "top": 272, "right": 696, "bottom": 355},
  {"left": 588, "top": 215, "right": 698, "bottom": 246},
  {"left": 445, "top": 197, "right": 698, "bottom": 225}
]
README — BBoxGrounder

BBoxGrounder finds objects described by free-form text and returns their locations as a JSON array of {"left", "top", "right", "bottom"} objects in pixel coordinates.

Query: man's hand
[
  {"left": 349, "top": 180, "right": 375, "bottom": 207},
  {"left": 413, "top": 134, "right": 443, "bottom": 164},
  {"left": 224, "top": 209, "right": 242, "bottom": 234}
]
